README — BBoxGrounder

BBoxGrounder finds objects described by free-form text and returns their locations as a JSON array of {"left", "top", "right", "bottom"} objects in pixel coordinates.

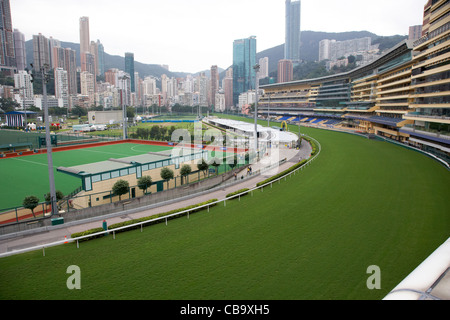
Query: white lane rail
[{"left": 0, "top": 135, "right": 322, "bottom": 259}]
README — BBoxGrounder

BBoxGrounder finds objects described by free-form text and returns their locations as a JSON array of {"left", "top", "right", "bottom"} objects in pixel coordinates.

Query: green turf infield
[
  {"left": 0, "top": 121, "right": 448, "bottom": 300},
  {"left": 0, "top": 143, "right": 173, "bottom": 210}
]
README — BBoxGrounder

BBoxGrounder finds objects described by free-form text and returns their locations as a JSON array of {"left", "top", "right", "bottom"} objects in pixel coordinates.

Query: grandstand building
[{"left": 259, "top": 0, "right": 450, "bottom": 165}]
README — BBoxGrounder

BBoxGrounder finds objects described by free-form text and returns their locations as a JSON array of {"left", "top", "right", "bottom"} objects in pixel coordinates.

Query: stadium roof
[
  {"left": 206, "top": 118, "right": 298, "bottom": 143},
  {"left": 57, "top": 148, "right": 204, "bottom": 177}
]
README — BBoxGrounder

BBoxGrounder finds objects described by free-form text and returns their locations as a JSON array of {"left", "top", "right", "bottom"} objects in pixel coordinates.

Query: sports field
[
  {"left": 0, "top": 143, "right": 173, "bottom": 210},
  {"left": 0, "top": 120, "right": 448, "bottom": 300}
]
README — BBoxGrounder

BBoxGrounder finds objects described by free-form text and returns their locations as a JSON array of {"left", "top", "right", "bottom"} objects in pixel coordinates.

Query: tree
[
  {"left": 23, "top": 196, "right": 40, "bottom": 217},
  {"left": 197, "top": 159, "right": 209, "bottom": 176},
  {"left": 180, "top": 164, "right": 192, "bottom": 185},
  {"left": 160, "top": 167, "right": 174, "bottom": 189},
  {"left": 209, "top": 157, "right": 221, "bottom": 175},
  {"left": 150, "top": 125, "right": 161, "bottom": 140},
  {"left": 72, "top": 105, "right": 87, "bottom": 117},
  {"left": 136, "top": 128, "right": 149, "bottom": 140},
  {"left": 0, "top": 98, "right": 20, "bottom": 113},
  {"left": 112, "top": 179, "right": 130, "bottom": 201},
  {"left": 126, "top": 107, "right": 135, "bottom": 119},
  {"left": 44, "top": 190, "right": 64, "bottom": 203},
  {"left": 227, "top": 155, "right": 238, "bottom": 170},
  {"left": 137, "top": 176, "right": 152, "bottom": 194}
]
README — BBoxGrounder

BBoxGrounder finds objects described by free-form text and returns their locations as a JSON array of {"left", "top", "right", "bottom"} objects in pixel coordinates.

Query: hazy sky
[{"left": 11, "top": 0, "right": 426, "bottom": 73}]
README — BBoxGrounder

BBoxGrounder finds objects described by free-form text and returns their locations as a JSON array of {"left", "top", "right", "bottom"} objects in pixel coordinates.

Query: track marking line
[{"left": 11, "top": 157, "right": 58, "bottom": 168}]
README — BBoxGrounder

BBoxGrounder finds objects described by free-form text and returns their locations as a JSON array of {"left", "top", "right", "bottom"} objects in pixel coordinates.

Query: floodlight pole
[
  {"left": 253, "top": 64, "right": 260, "bottom": 158},
  {"left": 119, "top": 75, "right": 130, "bottom": 140},
  {"left": 41, "top": 65, "right": 58, "bottom": 217}
]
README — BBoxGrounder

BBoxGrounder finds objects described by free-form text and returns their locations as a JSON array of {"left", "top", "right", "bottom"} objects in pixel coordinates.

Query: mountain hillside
[
  {"left": 257, "top": 31, "right": 408, "bottom": 74},
  {"left": 25, "top": 40, "right": 185, "bottom": 79},
  {"left": 25, "top": 30, "right": 407, "bottom": 80}
]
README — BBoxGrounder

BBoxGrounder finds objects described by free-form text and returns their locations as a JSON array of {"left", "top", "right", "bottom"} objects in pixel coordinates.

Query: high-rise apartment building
[
  {"left": 52, "top": 46, "right": 78, "bottom": 98},
  {"left": 319, "top": 37, "right": 372, "bottom": 62},
  {"left": 33, "top": 33, "right": 50, "bottom": 71},
  {"left": 48, "top": 37, "right": 61, "bottom": 69},
  {"left": 0, "top": 0, "right": 15, "bottom": 73},
  {"left": 79, "top": 17, "right": 90, "bottom": 55},
  {"left": 13, "top": 29, "right": 26, "bottom": 71},
  {"left": 259, "top": 57, "right": 269, "bottom": 79},
  {"left": 54, "top": 68, "right": 69, "bottom": 107},
  {"left": 278, "top": 59, "right": 294, "bottom": 83},
  {"left": 233, "top": 36, "right": 257, "bottom": 106},
  {"left": 210, "top": 65, "right": 219, "bottom": 107},
  {"left": 97, "top": 40, "right": 105, "bottom": 76},
  {"left": 80, "top": 71, "right": 95, "bottom": 107},
  {"left": 409, "top": 25, "right": 423, "bottom": 41},
  {"left": 14, "top": 70, "right": 34, "bottom": 100},
  {"left": 285, "top": 0, "right": 301, "bottom": 62},
  {"left": 125, "top": 53, "right": 135, "bottom": 92},
  {"left": 81, "top": 52, "right": 96, "bottom": 76},
  {"left": 105, "top": 68, "right": 119, "bottom": 87},
  {"left": 117, "top": 70, "right": 131, "bottom": 106}
]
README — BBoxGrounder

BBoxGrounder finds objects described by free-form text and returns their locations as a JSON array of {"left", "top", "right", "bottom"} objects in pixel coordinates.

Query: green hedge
[
  {"left": 302, "top": 136, "right": 319, "bottom": 156},
  {"left": 71, "top": 199, "right": 218, "bottom": 241},
  {"left": 256, "top": 160, "right": 308, "bottom": 187},
  {"left": 70, "top": 228, "right": 106, "bottom": 242},
  {"left": 226, "top": 188, "right": 250, "bottom": 200}
]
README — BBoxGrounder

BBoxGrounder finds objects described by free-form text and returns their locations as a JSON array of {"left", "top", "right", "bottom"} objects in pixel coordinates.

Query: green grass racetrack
[{"left": 0, "top": 123, "right": 448, "bottom": 300}]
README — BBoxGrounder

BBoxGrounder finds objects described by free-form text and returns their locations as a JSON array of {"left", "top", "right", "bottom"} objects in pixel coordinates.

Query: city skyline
[{"left": 11, "top": 0, "right": 426, "bottom": 73}]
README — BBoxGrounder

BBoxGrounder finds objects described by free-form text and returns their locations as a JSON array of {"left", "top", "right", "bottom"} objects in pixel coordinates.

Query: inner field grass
[
  {"left": 0, "top": 143, "right": 173, "bottom": 210},
  {"left": 0, "top": 125, "right": 448, "bottom": 300}
]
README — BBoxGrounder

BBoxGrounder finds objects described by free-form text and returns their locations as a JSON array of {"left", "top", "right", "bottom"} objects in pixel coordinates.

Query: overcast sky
[{"left": 11, "top": 0, "right": 426, "bottom": 73}]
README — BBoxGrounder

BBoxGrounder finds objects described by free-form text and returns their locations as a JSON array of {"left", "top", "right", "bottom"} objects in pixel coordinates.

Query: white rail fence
[{"left": 0, "top": 135, "right": 322, "bottom": 259}]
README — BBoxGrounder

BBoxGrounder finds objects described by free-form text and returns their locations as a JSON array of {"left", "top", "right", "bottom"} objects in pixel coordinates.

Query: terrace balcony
[
  {"left": 400, "top": 126, "right": 450, "bottom": 145},
  {"left": 404, "top": 112, "right": 450, "bottom": 124}
]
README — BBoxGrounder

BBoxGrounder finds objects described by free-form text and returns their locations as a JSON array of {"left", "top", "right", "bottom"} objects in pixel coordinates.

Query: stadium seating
[{"left": 370, "top": 116, "right": 404, "bottom": 126}]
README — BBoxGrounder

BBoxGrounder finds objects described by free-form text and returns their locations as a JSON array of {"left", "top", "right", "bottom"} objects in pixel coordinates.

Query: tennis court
[{"left": 0, "top": 142, "right": 174, "bottom": 211}]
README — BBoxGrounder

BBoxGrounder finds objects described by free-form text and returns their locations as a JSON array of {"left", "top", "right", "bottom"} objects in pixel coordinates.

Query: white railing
[{"left": 0, "top": 135, "right": 322, "bottom": 259}]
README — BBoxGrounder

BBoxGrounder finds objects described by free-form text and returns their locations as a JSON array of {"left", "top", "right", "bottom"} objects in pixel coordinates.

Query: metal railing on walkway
[{"left": 0, "top": 135, "right": 321, "bottom": 258}]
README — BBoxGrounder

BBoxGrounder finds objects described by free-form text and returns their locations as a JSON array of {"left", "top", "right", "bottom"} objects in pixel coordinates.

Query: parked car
[{"left": 93, "top": 124, "right": 107, "bottom": 131}]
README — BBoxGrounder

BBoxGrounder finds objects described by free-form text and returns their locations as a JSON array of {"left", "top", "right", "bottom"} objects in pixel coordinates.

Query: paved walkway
[{"left": 0, "top": 143, "right": 311, "bottom": 255}]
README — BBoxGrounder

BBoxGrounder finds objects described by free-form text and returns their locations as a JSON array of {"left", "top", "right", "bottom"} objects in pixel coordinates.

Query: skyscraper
[
  {"left": 53, "top": 46, "right": 78, "bottom": 97},
  {"left": 278, "top": 59, "right": 293, "bottom": 83},
  {"left": 79, "top": 17, "right": 90, "bottom": 55},
  {"left": 125, "top": 52, "right": 135, "bottom": 92},
  {"left": 0, "top": 0, "right": 15, "bottom": 73},
  {"left": 233, "top": 36, "right": 257, "bottom": 106},
  {"left": 210, "top": 65, "right": 219, "bottom": 107},
  {"left": 13, "top": 29, "right": 27, "bottom": 71},
  {"left": 97, "top": 40, "right": 105, "bottom": 76},
  {"left": 54, "top": 68, "right": 69, "bottom": 107},
  {"left": 33, "top": 33, "right": 50, "bottom": 71},
  {"left": 285, "top": 0, "right": 301, "bottom": 62}
]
